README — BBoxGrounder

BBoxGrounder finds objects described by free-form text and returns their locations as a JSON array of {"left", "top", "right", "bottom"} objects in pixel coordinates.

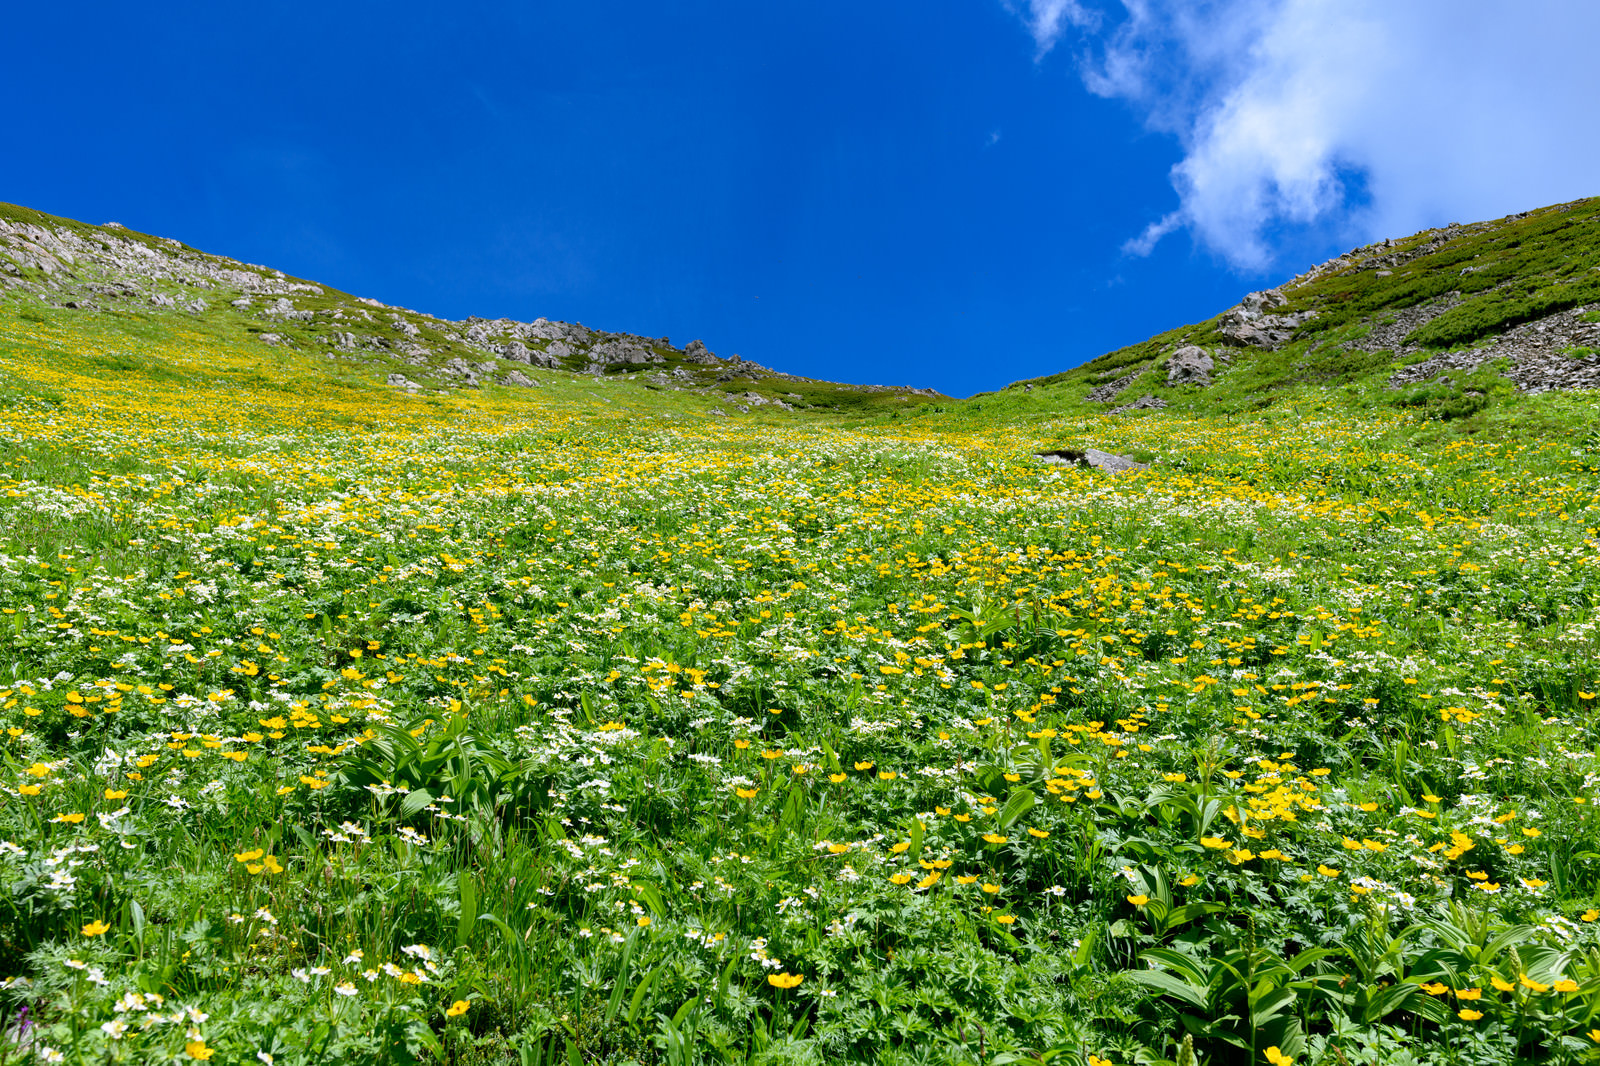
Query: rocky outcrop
[
  {"left": 1109, "top": 394, "right": 1168, "bottom": 415},
  {"left": 1218, "top": 289, "right": 1316, "bottom": 348},
  {"left": 1036, "top": 448, "right": 1148, "bottom": 473},
  {"left": 1165, "top": 346, "right": 1214, "bottom": 385},
  {"left": 1387, "top": 307, "right": 1600, "bottom": 393}
]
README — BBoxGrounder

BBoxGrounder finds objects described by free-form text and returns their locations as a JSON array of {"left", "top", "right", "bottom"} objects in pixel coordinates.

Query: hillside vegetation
[{"left": 0, "top": 202, "right": 1598, "bottom": 1066}]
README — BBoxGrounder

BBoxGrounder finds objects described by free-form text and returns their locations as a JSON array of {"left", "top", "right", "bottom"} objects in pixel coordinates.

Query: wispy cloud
[
  {"left": 1008, "top": 0, "right": 1600, "bottom": 269},
  {"left": 1003, "top": 0, "right": 1099, "bottom": 59}
]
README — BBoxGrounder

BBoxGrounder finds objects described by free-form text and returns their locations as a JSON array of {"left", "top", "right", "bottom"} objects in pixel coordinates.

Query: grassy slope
[
  {"left": 0, "top": 201, "right": 1599, "bottom": 1066},
  {"left": 990, "top": 196, "right": 1600, "bottom": 427}
]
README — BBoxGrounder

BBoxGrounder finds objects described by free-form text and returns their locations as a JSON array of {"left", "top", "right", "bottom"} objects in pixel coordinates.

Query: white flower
[
  {"left": 100, "top": 1020, "right": 128, "bottom": 1040},
  {"left": 334, "top": 982, "right": 358, "bottom": 997}
]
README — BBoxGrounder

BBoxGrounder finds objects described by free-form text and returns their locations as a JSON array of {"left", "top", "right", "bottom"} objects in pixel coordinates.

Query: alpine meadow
[{"left": 3, "top": 196, "right": 1600, "bottom": 1066}]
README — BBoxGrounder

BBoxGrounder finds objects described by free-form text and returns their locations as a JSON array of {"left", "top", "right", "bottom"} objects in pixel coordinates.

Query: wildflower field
[{"left": 4, "top": 305, "right": 1600, "bottom": 1066}]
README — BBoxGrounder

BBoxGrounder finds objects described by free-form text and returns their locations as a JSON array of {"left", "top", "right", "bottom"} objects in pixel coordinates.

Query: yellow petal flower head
[
  {"left": 81, "top": 920, "right": 111, "bottom": 937},
  {"left": 767, "top": 972, "right": 803, "bottom": 989},
  {"left": 446, "top": 1000, "right": 470, "bottom": 1017}
]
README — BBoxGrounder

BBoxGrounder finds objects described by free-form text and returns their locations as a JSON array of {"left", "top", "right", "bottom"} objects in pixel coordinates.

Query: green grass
[{"left": 6, "top": 199, "right": 1600, "bottom": 1066}]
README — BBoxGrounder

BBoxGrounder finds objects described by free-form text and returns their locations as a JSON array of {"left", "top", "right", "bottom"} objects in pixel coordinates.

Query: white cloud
[
  {"left": 1011, "top": 0, "right": 1600, "bottom": 269},
  {"left": 1004, "top": 0, "right": 1099, "bottom": 58}
]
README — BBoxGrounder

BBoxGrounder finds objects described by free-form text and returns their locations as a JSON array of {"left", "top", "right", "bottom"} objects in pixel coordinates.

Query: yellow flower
[
  {"left": 1027, "top": 828, "right": 1049, "bottom": 839},
  {"left": 104, "top": 789, "right": 128, "bottom": 800},
  {"left": 853, "top": 761, "right": 874, "bottom": 771},
  {"left": 81, "top": 920, "right": 111, "bottom": 937},
  {"left": 235, "top": 849, "right": 265, "bottom": 863},
  {"left": 1555, "top": 979, "right": 1579, "bottom": 993},
  {"left": 1419, "top": 982, "right": 1447, "bottom": 995},
  {"left": 1265, "top": 1047, "right": 1293, "bottom": 1066},
  {"left": 981, "top": 883, "right": 1001, "bottom": 895},
  {"left": 827, "top": 843, "right": 850, "bottom": 854},
  {"left": 982, "top": 833, "right": 1008, "bottom": 845},
  {"left": 1583, "top": 910, "right": 1599, "bottom": 922},
  {"left": 1127, "top": 894, "right": 1149, "bottom": 906},
  {"left": 636, "top": 916, "right": 651, "bottom": 927},
  {"left": 1455, "top": 987, "right": 1482, "bottom": 1000},
  {"left": 767, "top": 972, "right": 803, "bottom": 989},
  {"left": 916, "top": 872, "right": 942, "bottom": 889},
  {"left": 889, "top": 873, "right": 913, "bottom": 885},
  {"left": 1178, "top": 874, "right": 1200, "bottom": 887},
  {"left": 828, "top": 773, "right": 847, "bottom": 783},
  {"left": 1518, "top": 974, "right": 1549, "bottom": 993},
  {"left": 446, "top": 999, "right": 470, "bottom": 1016},
  {"left": 995, "top": 914, "right": 1017, "bottom": 924},
  {"left": 1458, "top": 1009, "right": 1483, "bottom": 1021},
  {"left": 878, "top": 770, "right": 898, "bottom": 780},
  {"left": 52, "top": 812, "right": 86, "bottom": 824},
  {"left": 735, "top": 787, "right": 759, "bottom": 799},
  {"left": 1490, "top": 975, "right": 1516, "bottom": 992},
  {"left": 956, "top": 875, "right": 978, "bottom": 885},
  {"left": 1317, "top": 864, "right": 1340, "bottom": 878},
  {"left": 186, "top": 1040, "right": 214, "bottom": 1061}
]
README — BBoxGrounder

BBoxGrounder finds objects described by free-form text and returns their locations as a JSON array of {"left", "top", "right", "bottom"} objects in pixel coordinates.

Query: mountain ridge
[
  {"left": 1004, "top": 195, "right": 1600, "bottom": 419},
  {"left": 0, "top": 202, "right": 944, "bottom": 415}
]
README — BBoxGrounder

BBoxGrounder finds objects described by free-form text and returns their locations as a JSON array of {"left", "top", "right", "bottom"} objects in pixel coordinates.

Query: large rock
[
  {"left": 1035, "top": 448, "right": 1148, "bottom": 473},
  {"left": 1109, "top": 394, "right": 1169, "bottom": 415},
  {"left": 683, "top": 339, "right": 719, "bottom": 364},
  {"left": 1166, "top": 346, "right": 1214, "bottom": 385},
  {"left": 500, "top": 341, "right": 531, "bottom": 363},
  {"left": 1217, "top": 288, "right": 1315, "bottom": 348}
]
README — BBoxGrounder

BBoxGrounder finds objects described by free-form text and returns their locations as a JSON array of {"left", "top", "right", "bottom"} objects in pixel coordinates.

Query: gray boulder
[
  {"left": 1110, "top": 394, "right": 1169, "bottom": 415},
  {"left": 387, "top": 373, "right": 422, "bottom": 390},
  {"left": 500, "top": 341, "right": 531, "bottom": 363},
  {"left": 185, "top": 299, "right": 207, "bottom": 314},
  {"left": 1166, "top": 346, "right": 1214, "bottom": 385},
  {"left": 1035, "top": 448, "right": 1148, "bottom": 473},
  {"left": 683, "top": 339, "right": 719, "bottom": 364},
  {"left": 503, "top": 370, "right": 540, "bottom": 388},
  {"left": 441, "top": 358, "right": 482, "bottom": 387},
  {"left": 150, "top": 293, "right": 175, "bottom": 308}
]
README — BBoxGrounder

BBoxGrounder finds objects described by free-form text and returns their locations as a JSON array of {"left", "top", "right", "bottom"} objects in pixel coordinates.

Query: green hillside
[{"left": 0, "top": 200, "right": 1598, "bottom": 1066}]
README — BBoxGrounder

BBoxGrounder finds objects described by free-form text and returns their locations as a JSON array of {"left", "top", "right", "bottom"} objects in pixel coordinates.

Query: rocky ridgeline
[{"left": 0, "top": 206, "right": 940, "bottom": 408}]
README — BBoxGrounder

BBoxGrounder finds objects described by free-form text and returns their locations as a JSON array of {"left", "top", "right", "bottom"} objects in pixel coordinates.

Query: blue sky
[{"left": 8, "top": 1, "right": 1599, "bottom": 397}]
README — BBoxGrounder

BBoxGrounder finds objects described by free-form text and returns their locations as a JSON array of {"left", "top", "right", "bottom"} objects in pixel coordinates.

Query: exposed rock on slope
[
  {"left": 1016, "top": 196, "right": 1600, "bottom": 412},
  {"left": 0, "top": 202, "right": 944, "bottom": 410}
]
